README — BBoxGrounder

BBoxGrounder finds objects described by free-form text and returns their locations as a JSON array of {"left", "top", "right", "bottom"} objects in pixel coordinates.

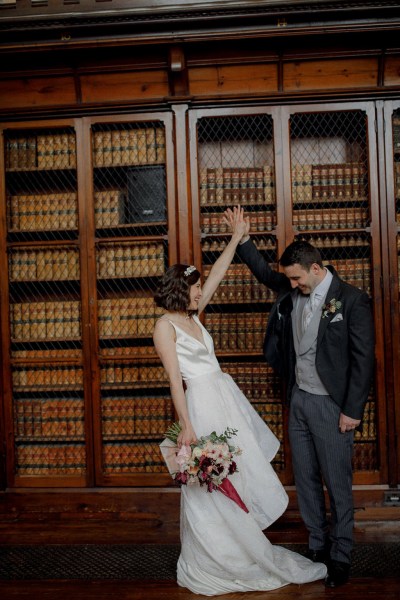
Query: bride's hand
[
  {"left": 177, "top": 424, "right": 197, "bottom": 448},
  {"left": 223, "top": 205, "right": 250, "bottom": 240}
]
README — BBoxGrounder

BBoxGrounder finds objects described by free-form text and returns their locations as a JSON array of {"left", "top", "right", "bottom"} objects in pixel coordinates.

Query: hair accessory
[{"left": 184, "top": 265, "right": 196, "bottom": 277}]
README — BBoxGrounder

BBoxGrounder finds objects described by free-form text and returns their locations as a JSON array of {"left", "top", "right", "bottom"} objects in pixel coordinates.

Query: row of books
[
  {"left": 352, "top": 443, "right": 378, "bottom": 471},
  {"left": 93, "top": 127, "right": 166, "bottom": 167},
  {"left": 103, "top": 437, "right": 377, "bottom": 475},
  {"left": 203, "top": 264, "right": 277, "bottom": 303},
  {"left": 102, "top": 396, "right": 174, "bottom": 437},
  {"left": 202, "top": 211, "right": 275, "bottom": 234},
  {"left": 6, "top": 133, "right": 77, "bottom": 171},
  {"left": 10, "top": 248, "right": 80, "bottom": 282},
  {"left": 97, "top": 242, "right": 165, "bottom": 278},
  {"left": 354, "top": 402, "right": 376, "bottom": 441},
  {"left": 12, "top": 366, "right": 84, "bottom": 388},
  {"left": 324, "top": 258, "right": 371, "bottom": 292},
  {"left": 14, "top": 441, "right": 376, "bottom": 476},
  {"left": 291, "top": 162, "right": 367, "bottom": 204},
  {"left": 202, "top": 238, "right": 276, "bottom": 253},
  {"left": 100, "top": 364, "right": 168, "bottom": 386},
  {"left": 12, "top": 349, "right": 82, "bottom": 359},
  {"left": 252, "top": 404, "right": 283, "bottom": 438},
  {"left": 103, "top": 441, "right": 167, "bottom": 473},
  {"left": 7, "top": 193, "right": 78, "bottom": 232},
  {"left": 204, "top": 313, "right": 268, "bottom": 352},
  {"left": 101, "top": 345, "right": 157, "bottom": 358},
  {"left": 98, "top": 298, "right": 163, "bottom": 338},
  {"left": 95, "top": 190, "right": 124, "bottom": 228},
  {"left": 300, "top": 233, "right": 370, "bottom": 249},
  {"left": 293, "top": 207, "right": 369, "bottom": 230},
  {"left": 204, "top": 258, "right": 371, "bottom": 300},
  {"left": 16, "top": 443, "right": 86, "bottom": 475},
  {"left": 199, "top": 166, "right": 275, "bottom": 206},
  {"left": 221, "top": 362, "right": 280, "bottom": 385},
  {"left": 14, "top": 397, "right": 85, "bottom": 438},
  {"left": 10, "top": 301, "right": 81, "bottom": 341}
]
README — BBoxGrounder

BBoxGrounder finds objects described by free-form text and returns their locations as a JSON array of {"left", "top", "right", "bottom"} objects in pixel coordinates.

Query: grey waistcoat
[{"left": 292, "top": 294, "right": 329, "bottom": 396}]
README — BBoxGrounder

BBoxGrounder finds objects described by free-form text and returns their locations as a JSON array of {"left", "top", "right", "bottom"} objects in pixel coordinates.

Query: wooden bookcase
[
  {"left": 0, "top": 113, "right": 177, "bottom": 488},
  {"left": 189, "top": 102, "right": 387, "bottom": 486},
  {"left": 0, "top": 100, "right": 398, "bottom": 492},
  {"left": 1, "top": 2, "right": 400, "bottom": 508}
]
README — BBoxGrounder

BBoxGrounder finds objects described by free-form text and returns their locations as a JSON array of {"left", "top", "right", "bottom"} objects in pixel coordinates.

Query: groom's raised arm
[{"left": 236, "top": 237, "right": 289, "bottom": 294}]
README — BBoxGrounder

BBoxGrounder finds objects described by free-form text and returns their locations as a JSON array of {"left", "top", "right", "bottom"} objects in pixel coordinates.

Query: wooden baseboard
[{"left": 0, "top": 486, "right": 398, "bottom": 546}]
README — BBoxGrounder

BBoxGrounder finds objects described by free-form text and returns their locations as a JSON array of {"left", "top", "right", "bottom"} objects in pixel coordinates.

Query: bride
[{"left": 153, "top": 206, "right": 327, "bottom": 596}]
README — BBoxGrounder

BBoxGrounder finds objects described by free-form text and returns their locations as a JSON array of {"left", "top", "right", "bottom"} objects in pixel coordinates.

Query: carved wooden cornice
[{"left": 1, "top": 0, "right": 400, "bottom": 52}]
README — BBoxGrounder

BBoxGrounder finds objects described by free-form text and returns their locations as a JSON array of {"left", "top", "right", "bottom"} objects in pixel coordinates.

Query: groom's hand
[{"left": 339, "top": 413, "right": 361, "bottom": 433}]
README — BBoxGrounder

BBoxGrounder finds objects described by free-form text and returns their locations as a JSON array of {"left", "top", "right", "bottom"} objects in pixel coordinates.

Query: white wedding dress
[{"left": 164, "top": 315, "right": 327, "bottom": 596}]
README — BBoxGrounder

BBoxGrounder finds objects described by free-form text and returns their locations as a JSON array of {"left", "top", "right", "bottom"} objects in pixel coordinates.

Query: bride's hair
[{"left": 154, "top": 264, "right": 201, "bottom": 312}]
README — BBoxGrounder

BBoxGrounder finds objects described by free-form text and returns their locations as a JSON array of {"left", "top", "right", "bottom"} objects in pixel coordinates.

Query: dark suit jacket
[{"left": 237, "top": 238, "right": 375, "bottom": 420}]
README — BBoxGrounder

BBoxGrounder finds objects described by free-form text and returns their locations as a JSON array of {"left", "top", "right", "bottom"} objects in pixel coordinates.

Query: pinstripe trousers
[{"left": 289, "top": 385, "right": 354, "bottom": 564}]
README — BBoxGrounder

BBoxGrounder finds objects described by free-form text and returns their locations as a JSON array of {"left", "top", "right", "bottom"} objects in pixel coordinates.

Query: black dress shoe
[
  {"left": 305, "top": 548, "right": 330, "bottom": 564},
  {"left": 324, "top": 560, "right": 350, "bottom": 588}
]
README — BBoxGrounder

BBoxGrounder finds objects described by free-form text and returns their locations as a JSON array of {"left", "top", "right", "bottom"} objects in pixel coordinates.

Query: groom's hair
[
  {"left": 154, "top": 264, "right": 201, "bottom": 312},
  {"left": 279, "top": 241, "right": 323, "bottom": 270}
]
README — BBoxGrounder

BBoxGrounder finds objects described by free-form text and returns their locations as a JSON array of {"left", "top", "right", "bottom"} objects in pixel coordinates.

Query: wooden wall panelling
[
  {"left": 0, "top": 76, "right": 78, "bottom": 111},
  {"left": 382, "top": 100, "right": 400, "bottom": 485},
  {"left": 283, "top": 57, "right": 379, "bottom": 93},
  {"left": 383, "top": 55, "right": 400, "bottom": 88},
  {"left": 79, "top": 70, "right": 169, "bottom": 106},
  {"left": 188, "top": 63, "right": 278, "bottom": 98}
]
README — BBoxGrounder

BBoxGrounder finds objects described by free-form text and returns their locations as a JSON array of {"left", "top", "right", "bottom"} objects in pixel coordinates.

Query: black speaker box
[{"left": 126, "top": 165, "right": 166, "bottom": 223}]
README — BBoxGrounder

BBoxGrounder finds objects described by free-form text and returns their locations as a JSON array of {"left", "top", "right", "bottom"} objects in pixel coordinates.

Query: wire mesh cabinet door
[
  {"left": 1, "top": 121, "right": 89, "bottom": 487},
  {"left": 283, "top": 102, "right": 387, "bottom": 484},
  {"left": 188, "top": 107, "right": 290, "bottom": 482},
  {"left": 86, "top": 114, "right": 177, "bottom": 486},
  {"left": 189, "top": 102, "right": 388, "bottom": 487}
]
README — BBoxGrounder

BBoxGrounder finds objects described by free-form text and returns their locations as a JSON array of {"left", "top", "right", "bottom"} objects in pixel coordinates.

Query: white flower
[{"left": 192, "top": 447, "right": 203, "bottom": 459}]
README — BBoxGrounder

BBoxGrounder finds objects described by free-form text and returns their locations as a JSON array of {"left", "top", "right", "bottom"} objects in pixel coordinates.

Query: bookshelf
[
  {"left": 190, "top": 110, "right": 287, "bottom": 474},
  {"left": 288, "top": 106, "right": 383, "bottom": 476},
  {"left": 88, "top": 117, "right": 175, "bottom": 485},
  {"left": 0, "top": 115, "right": 176, "bottom": 487},
  {"left": 189, "top": 104, "right": 386, "bottom": 485},
  {"left": 2, "top": 124, "right": 87, "bottom": 485}
]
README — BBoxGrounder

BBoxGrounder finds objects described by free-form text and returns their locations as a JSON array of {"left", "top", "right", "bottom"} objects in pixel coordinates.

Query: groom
[{"left": 225, "top": 211, "right": 374, "bottom": 588}]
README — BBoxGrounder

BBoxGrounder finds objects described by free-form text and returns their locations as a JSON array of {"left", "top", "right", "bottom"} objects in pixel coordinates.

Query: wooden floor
[
  {"left": 1, "top": 508, "right": 399, "bottom": 600},
  {"left": 1, "top": 578, "right": 400, "bottom": 600}
]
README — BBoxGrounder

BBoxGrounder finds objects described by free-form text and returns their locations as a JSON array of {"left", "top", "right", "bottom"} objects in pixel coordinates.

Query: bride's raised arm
[{"left": 197, "top": 205, "right": 249, "bottom": 313}]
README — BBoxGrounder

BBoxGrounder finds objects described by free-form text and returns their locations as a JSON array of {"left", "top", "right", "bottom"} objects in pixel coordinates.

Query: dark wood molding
[{"left": 1, "top": 1, "right": 400, "bottom": 53}]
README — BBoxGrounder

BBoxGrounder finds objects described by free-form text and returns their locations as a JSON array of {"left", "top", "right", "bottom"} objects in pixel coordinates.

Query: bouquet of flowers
[{"left": 160, "top": 422, "right": 248, "bottom": 513}]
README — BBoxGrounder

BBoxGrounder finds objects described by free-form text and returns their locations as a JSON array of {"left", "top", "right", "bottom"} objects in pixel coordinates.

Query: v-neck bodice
[{"left": 167, "top": 315, "right": 221, "bottom": 381}]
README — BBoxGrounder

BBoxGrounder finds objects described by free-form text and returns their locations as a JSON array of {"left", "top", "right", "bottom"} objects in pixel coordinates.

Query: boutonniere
[{"left": 322, "top": 298, "right": 342, "bottom": 319}]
